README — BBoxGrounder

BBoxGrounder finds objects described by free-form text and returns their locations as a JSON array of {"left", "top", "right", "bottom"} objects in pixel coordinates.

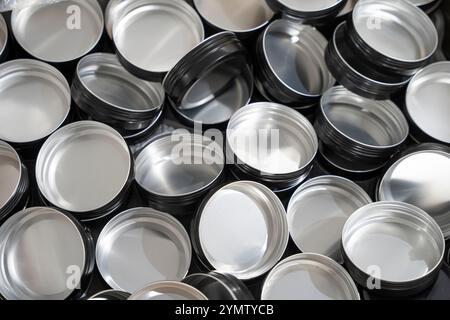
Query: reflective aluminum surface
[
  {"left": 0, "top": 141, "right": 22, "bottom": 211},
  {"left": 287, "top": 176, "right": 372, "bottom": 262},
  {"left": 105, "top": 0, "right": 132, "bottom": 39},
  {"left": 194, "top": 181, "right": 289, "bottom": 280},
  {"left": 227, "top": 103, "right": 318, "bottom": 178},
  {"left": 0, "top": 14, "right": 7, "bottom": 61},
  {"left": 11, "top": 0, "right": 103, "bottom": 63},
  {"left": 135, "top": 133, "right": 224, "bottom": 198},
  {"left": 0, "top": 207, "right": 87, "bottom": 300},
  {"left": 378, "top": 150, "right": 450, "bottom": 238},
  {"left": 0, "top": 59, "right": 71, "bottom": 144},
  {"left": 276, "top": 0, "right": 344, "bottom": 12},
  {"left": 96, "top": 207, "right": 191, "bottom": 293},
  {"left": 128, "top": 281, "right": 208, "bottom": 300},
  {"left": 113, "top": 0, "right": 204, "bottom": 80},
  {"left": 193, "top": 0, "right": 273, "bottom": 33},
  {"left": 260, "top": 20, "right": 335, "bottom": 99},
  {"left": 352, "top": 0, "right": 437, "bottom": 63},
  {"left": 88, "top": 289, "right": 131, "bottom": 300},
  {"left": 342, "top": 202, "right": 445, "bottom": 292},
  {"left": 261, "top": 254, "right": 360, "bottom": 300},
  {"left": 36, "top": 121, "right": 132, "bottom": 214},
  {"left": 406, "top": 62, "right": 450, "bottom": 144}
]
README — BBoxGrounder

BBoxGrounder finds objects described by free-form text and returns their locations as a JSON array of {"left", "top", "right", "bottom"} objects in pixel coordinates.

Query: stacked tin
[{"left": 325, "top": 0, "right": 438, "bottom": 99}]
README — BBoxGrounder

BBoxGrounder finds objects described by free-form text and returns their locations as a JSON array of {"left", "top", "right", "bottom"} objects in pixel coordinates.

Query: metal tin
[
  {"left": 378, "top": 149, "right": 450, "bottom": 238},
  {"left": 193, "top": 0, "right": 274, "bottom": 35},
  {"left": 88, "top": 290, "right": 131, "bottom": 300},
  {"left": 36, "top": 121, "right": 133, "bottom": 221},
  {"left": 163, "top": 32, "right": 252, "bottom": 128},
  {"left": 255, "top": 20, "right": 335, "bottom": 107},
  {"left": 0, "top": 141, "right": 29, "bottom": 222},
  {"left": 0, "top": 14, "right": 8, "bottom": 63},
  {"left": 183, "top": 272, "right": 254, "bottom": 300},
  {"left": 337, "top": 0, "right": 357, "bottom": 17},
  {"left": 192, "top": 181, "right": 289, "bottom": 280},
  {"left": 72, "top": 53, "right": 165, "bottom": 131},
  {"left": 261, "top": 253, "right": 360, "bottom": 300},
  {"left": 325, "top": 22, "right": 411, "bottom": 100},
  {"left": 113, "top": 0, "right": 204, "bottom": 81},
  {"left": 316, "top": 86, "right": 409, "bottom": 167},
  {"left": 287, "top": 176, "right": 372, "bottom": 262},
  {"left": 11, "top": 0, "right": 103, "bottom": 63},
  {"left": 0, "top": 207, "right": 94, "bottom": 300},
  {"left": 0, "top": 59, "right": 71, "bottom": 147},
  {"left": 135, "top": 133, "right": 224, "bottom": 214},
  {"left": 342, "top": 202, "right": 445, "bottom": 296},
  {"left": 96, "top": 207, "right": 192, "bottom": 293},
  {"left": 128, "top": 281, "right": 208, "bottom": 300},
  {"left": 405, "top": 62, "right": 450, "bottom": 144},
  {"left": 347, "top": 0, "right": 438, "bottom": 76},
  {"left": 226, "top": 103, "right": 318, "bottom": 190},
  {"left": 266, "top": 0, "right": 347, "bottom": 24}
]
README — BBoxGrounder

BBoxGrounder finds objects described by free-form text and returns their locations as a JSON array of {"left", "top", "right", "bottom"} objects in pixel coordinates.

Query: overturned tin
[
  {"left": 36, "top": 121, "right": 133, "bottom": 221},
  {"left": 72, "top": 53, "right": 165, "bottom": 132},
  {"left": 113, "top": 0, "right": 204, "bottom": 81},
  {"left": 129, "top": 281, "right": 208, "bottom": 300},
  {"left": 287, "top": 176, "right": 372, "bottom": 262},
  {"left": 255, "top": 20, "right": 334, "bottom": 107},
  {"left": 0, "top": 59, "right": 71, "bottom": 148},
  {"left": 266, "top": 0, "right": 347, "bottom": 24},
  {"left": 192, "top": 181, "right": 289, "bottom": 280},
  {"left": 227, "top": 103, "right": 318, "bottom": 190},
  {"left": 405, "top": 61, "right": 450, "bottom": 144},
  {"left": 378, "top": 149, "right": 450, "bottom": 238},
  {"left": 325, "top": 22, "right": 411, "bottom": 100},
  {"left": 163, "top": 32, "right": 252, "bottom": 128},
  {"left": 0, "top": 207, "right": 94, "bottom": 300},
  {"left": 0, "top": 14, "right": 8, "bottom": 62},
  {"left": 11, "top": 0, "right": 103, "bottom": 63},
  {"left": 193, "top": 0, "right": 273, "bottom": 36},
  {"left": 347, "top": 0, "right": 438, "bottom": 76},
  {"left": 183, "top": 272, "right": 254, "bottom": 300},
  {"left": 342, "top": 202, "right": 445, "bottom": 296},
  {"left": 315, "top": 86, "right": 409, "bottom": 168},
  {"left": 135, "top": 133, "right": 224, "bottom": 214},
  {"left": 0, "top": 141, "right": 28, "bottom": 222},
  {"left": 261, "top": 254, "right": 360, "bottom": 300},
  {"left": 96, "top": 207, "right": 192, "bottom": 293},
  {"left": 88, "top": 290, "right": 131, "bottom": 301}
]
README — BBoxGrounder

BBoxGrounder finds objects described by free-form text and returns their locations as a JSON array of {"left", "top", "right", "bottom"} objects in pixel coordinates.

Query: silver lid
[
  {"left": 406, "top": 61, "right": 450, "bottom": 144},
  {"left": 0, "top": 14, "right": 7, "bottom": 59},
  {"left": 342, "top": 202, "right": 445, "bottom": 286},
  {"left": 0, "top": 59, "right": 71, "bottom": 144},
  {"left": 88, "top": 289, "right": 130, "bottom": 300},
  {"left": 193, "top": 0, "right": 273, "bottom": 34},
  {"left": 196, "top": 181, "right": 289, "bottom": 280},
  {"left": 378, "top": 149, "right": 450, "bottom": 238},
  {"left": 261, "top": 253, "right": 360, "bottom": 300},
  {"left": 36, "top": 121, "right": 132, "bottom": 214},
  {"left": 352, "top": 0, "right": 437, "bottom": 64},
  {"left": 11, "top": 0, "right": 103, "bottom": 63},
  {"left": 113, "top": 0, "right": 204, "bottom": 80},
  {"left": 287, "top": 175, "right": 372, "bottom": 262},
  {"left": 0, "top": 141, "right": 22, "bottom": 210},
  {"left": 0, "top": 207, "right": 87, "bottom": 300},
  {"left": 128, "top": 281, "right": 208, "bottom": 300},
  {"left": 96, "top": 207, "right": 192, "bottom": 293},
  {"left": 135, "top": 133, "right": 224, "bottom": 199},
  {"left": 105, "top": 0, "right": 132, "bottom": 39},
  {"left": 260, "top": 20, "right": 335, "bottom": 99}
]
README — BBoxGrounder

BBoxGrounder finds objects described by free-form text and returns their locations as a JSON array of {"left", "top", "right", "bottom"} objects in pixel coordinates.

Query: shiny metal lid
[
  {"left": 378, "top": 149, "right": 450, "bottom": 238},
  {"left": 287, "top": 176, "right": 372, "bottom": 262},
  {"left": 194, "top": 181, "right": 289, "bottom": 280},
  {"left": 128, "top": 281, "right": 208, "bottom": 300},
  {"left": 261, "top": 254, "right": 360, "bottom": 300},
  {"left": 11, "top": 0, "right": 103, "bottom": 63},
  {"left": 96, "top": 207, "right": 192, "bottom": 293},
  {"left": 0, "top": 207, "right": 87, "bottom": 300},
  {"left": 0, "top": 141, "right": 22, "bottom": 210}
]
